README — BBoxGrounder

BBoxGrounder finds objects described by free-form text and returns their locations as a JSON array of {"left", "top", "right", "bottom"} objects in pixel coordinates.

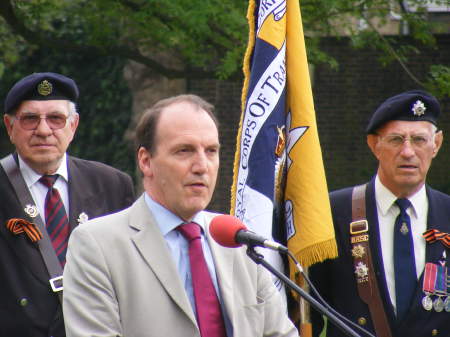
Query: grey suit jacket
[{"left": 63, "top": 195, "right": 298, "bottom": 337}]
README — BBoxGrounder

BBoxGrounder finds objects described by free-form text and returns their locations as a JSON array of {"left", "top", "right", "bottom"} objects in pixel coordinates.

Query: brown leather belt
[{"left": 351, "top": 184, "right": 392, "bottom": 337}]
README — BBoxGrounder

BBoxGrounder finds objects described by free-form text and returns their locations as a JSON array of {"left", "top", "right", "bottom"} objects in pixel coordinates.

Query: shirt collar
[
  {"left": 18, "top": 153, "right": 69, "bottom": 188},
  {"left": 375, "top": 175, "right": 426, "bottom": 219},
  {"left": 144, "top": 193, "right": 205, "bottom": 237}
]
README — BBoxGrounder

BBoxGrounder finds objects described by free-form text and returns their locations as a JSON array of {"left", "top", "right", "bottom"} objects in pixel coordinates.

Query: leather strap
[
  {"left": 0, "top": 154, "right": 63, "bottom": 301},
  {"left": 351, "top": 184, "right": 392, "bottom": 337}
]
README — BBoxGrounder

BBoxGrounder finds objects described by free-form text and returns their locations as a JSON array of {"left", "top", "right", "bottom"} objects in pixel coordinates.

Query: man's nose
[
  {"left": 34, "top": 117, "right": 53, "bottom": 135},
  {"left": 192, "top": 152, "right": 208, "bottom": 173},
  {"left": 399, "top": 140, "right": 416, "bottom": 157}
]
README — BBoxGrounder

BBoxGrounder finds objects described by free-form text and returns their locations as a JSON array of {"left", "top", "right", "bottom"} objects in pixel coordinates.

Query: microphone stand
[{"left": 246, "top": 247, "right": 362, "bottom": 337}]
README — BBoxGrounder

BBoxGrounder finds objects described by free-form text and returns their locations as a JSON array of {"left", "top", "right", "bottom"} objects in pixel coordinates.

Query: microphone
[{"left": 209, "top": 215, "right": 288, "bottom": 252}]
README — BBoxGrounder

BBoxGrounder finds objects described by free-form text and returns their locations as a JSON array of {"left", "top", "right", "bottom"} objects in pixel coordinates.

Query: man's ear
[
  {"left": 367, "top": 134, "right": 380, "bottom": 160},
  {"left": 137, "top": 147, "right": 152, "bottom": 178},
  {"left": 432, "top": 130, "right": 443, "bottom": 158},
  {"left": 69, "top": 113, "right": 79, "bottom": 132},
  {"left": 3, "top": 114, "right": 14, "bottom": 139}
]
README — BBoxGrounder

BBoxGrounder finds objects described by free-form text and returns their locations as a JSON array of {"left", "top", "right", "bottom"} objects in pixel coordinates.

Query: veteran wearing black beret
[
  {"left": 0, "top": 72, "right": 135, "bottom": 337},
  {"left": 310, "top": 90, "right": 450, "bottom": 337}
]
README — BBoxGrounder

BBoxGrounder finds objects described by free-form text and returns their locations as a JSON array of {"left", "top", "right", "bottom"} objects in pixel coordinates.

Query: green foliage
[
  {"left": 425, "top": 65, "right": 450, "bottom": 98},
  {"left": 0, "top": 0, "right": 447, "bottom": 87}
]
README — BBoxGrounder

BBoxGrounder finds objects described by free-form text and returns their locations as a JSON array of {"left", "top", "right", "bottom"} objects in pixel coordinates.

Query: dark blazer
[
  {"left": 0, "top": 155, "right": 135, "bottom": 337},
  {"left": 310, "top": 178, "right": 450, "bottom": 337}
]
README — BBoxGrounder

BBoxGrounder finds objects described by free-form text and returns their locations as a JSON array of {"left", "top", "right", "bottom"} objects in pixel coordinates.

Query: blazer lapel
[
  {"left": 67, "top": 157, "right": 97, "bottom": 230},
  {"left": 128, "top": 196, "right": 196, "bottom": 324},
  {"left": 424, "top": 187, "right": 448, "bottom": 263},
  {"left": 0, "top": 160, "right": 54, "bottom": 286},
  {"left": 0, "top": 217, "right": 50, "bottom": 287},
  {"left": 410, "top": 187, "right": 449, "bottom": 311}
]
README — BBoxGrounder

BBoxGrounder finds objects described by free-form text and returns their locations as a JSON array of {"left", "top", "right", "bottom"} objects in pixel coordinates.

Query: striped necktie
[
  {"left": 393, "top": 198, "right": 416, "bottom": 321},
  {"left": 39, "top": 175, "right": 70, "bottom": 267},
  {"left": 177, "top": 222, "right": 227, "bottom": 337}
]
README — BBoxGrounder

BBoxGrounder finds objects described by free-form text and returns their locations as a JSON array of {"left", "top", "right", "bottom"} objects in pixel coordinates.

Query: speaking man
[{"left": 63, "top": 94, "right": 299, "bottom": 337}]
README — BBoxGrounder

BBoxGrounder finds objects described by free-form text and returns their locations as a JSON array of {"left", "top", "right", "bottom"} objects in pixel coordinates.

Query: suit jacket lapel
[
  {"left": 0, "top": 212, "right": 50, "bottom": 286},
  {"left": 424, "top": 186, "right": 448, "bottom": 262},
  {"left": 67, "top": 157, "right": 96, "bottom": 230},
  {"left": 0, "top": 158, "right": 54, "bottom": 286},
  {"left": 409, "top": 187, "right": 449, "bottom": 311},
  {"left": 128, "top": 196, "right": 196, "bottom": 324}
]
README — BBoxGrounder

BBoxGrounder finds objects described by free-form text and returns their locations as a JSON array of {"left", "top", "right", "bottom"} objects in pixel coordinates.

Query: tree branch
[
  {"left": 363, "top": 16, "right": 425, "bottom": 87},
  {"left": 117, "top": 0, "right": 241, "bottom": 52},
  {"left": 0, "top": 0, "right": 216, "bottom": 79}
]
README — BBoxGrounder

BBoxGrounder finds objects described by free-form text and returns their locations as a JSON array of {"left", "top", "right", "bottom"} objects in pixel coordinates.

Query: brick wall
[{"left": 189, "top": 35, "right": 450, "bottom": 213}]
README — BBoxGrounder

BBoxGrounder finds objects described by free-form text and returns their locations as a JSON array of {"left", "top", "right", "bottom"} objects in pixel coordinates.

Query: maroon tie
[
  {"left": 177, "top": 222, "right": 227, "bottom": 337},
  {"left": 39, "top": 175, "right": 70, "bottom": 267}
]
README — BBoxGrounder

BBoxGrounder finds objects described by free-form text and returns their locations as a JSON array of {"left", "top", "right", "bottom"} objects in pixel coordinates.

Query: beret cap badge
[
  {"left": 37, "top": 80, "right": 53, "bottom": 96},
  {"left": 412, "top": 100, "right": 426, "bottom": 116}
]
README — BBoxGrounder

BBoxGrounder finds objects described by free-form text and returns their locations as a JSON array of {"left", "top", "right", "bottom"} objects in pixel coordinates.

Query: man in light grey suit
[{"left": 63, "top": 94, "right": 299, "bottom": 337}]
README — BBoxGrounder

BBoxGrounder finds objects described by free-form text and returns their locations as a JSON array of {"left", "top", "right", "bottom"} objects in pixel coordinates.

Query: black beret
[
  {"left": 366, "top": 90, "right": 440, "bottom": 134},
  {"left": 4, "top": 72, "right": 79, "bottom": 115}
]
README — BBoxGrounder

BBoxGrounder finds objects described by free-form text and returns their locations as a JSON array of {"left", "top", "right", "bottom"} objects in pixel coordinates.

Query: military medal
[
  {"left": 432, "top": 261, "right": 447, "bottom": 312},
  {"left": 422, "top": 262, "right": 436, "bottom": 311},
  {"left": 444, "top": 295, "right": 450, "bottom": 312},
  {"left": 446, "top": 257, "right": 450, "bottom": 312}
]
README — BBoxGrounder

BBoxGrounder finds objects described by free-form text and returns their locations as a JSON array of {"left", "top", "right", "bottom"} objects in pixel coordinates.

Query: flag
[{"left": 230, "top": 0, "right": 338, "bottom": 285}]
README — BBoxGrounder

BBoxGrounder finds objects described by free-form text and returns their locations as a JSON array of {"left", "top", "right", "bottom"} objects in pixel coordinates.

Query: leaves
[
  {"left": 0, "top": 0, "right": 447, "bottom": 94},
  {"left": 425, "top": 65, "right": 450, "bottom": 98}
]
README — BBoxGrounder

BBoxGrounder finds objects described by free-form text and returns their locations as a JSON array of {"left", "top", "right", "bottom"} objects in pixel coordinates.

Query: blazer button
[
  {"left": 357, "top": 317, "right": 367, "bottom": 326},
  {"left": 432, "top": 329, "right": 438, "bottom": 336},
  {"left": 19, "top": 298, "right": 28, "bottom": 307}
]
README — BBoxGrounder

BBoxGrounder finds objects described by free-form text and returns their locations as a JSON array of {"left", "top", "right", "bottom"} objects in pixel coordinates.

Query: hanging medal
[
  {"left": 422, "top": 262, "right": 436, "bottom": 311},
  {"left": 443, "top": 251, "right": 450, "bottom": 312},
  {"left": 422, "top": 229, "right": 450, "bottom": 312},
  {"left": 445, "top": 286, "right": 450, "bottom": 312},
  {"left": 433, "top": 262, "right": 447, "bottom": 312},
  {"left": 431, "top": 251, "right": 448, "bottom": 312}
]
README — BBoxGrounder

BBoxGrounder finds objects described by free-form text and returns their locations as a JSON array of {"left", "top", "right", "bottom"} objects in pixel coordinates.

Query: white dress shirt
[
  {"left": 375, "top": 175, "right": 427, "bottom": 310},
  {"left": 18, "top": 154, "right": 70, "bottom": 220}
]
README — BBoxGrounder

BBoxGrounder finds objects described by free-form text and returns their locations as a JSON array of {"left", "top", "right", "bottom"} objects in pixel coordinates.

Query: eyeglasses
[
  {"left": 379, "top": 134, "right": 432, "bottom": 149},
  {"left": 12, "top": 113, "right": 69, "bottom": 130}
]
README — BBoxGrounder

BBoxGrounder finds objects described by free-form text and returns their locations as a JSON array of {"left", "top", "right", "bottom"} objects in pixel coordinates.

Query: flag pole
[{"left": 298, "top": 267, "right": 312, "bottom": 337}]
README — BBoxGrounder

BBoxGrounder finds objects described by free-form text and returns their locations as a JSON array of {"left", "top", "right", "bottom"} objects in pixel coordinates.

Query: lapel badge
[
  {"left": 354, "top": 262, "right": 369, "bottom": 279},
  {"left": 400, "top": 222, "right": 409, "bottom": 235},
  {"left": 24, "top": 204, "right": 39, "bottom": 218},
  {"left": 77, "top": 212, "right": 89, "bottom": 224},
  {"left": 351, "top": 244, "right": 365, "bottom": 258},
  {"left": 412, "top": 100, "right": 426, "bottom": 116},
  {"left": 37, "top": 80, "right": 53, "bottom": 96}
]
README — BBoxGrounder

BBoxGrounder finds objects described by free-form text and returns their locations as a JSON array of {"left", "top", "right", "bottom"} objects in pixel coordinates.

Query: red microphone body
[{"left": 209, "top": 214, "right": 287, "bottom": 252}]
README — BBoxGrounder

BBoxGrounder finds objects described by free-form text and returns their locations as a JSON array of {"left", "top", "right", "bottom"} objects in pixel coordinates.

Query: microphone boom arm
[{"left": 245, "top": 247, "right": 362, "bottom": 337}]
